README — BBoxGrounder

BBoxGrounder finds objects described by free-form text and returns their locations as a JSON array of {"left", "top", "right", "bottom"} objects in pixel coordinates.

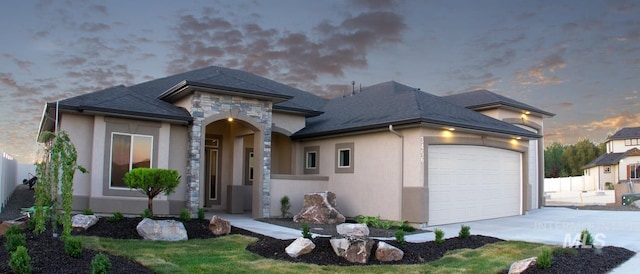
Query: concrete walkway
[{"left": 213, "top": 207, "right": 640, "bottom": 272}]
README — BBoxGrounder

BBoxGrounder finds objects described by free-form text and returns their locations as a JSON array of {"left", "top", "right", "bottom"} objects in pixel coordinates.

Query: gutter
[{"left": 388, "top": 125, "right": 404, "bottom": 219}]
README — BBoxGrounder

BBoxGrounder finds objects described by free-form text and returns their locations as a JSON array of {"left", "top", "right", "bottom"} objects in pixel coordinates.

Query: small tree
[{"left": 123, "top": 168, "right": 181, "bottom": 216}]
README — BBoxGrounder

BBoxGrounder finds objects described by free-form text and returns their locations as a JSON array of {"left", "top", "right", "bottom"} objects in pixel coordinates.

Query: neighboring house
[
  {"left": 583, "top": 127, "right": 640, "bottom": 190},
  {"left": 37, "top": 66, "right": 553, "bottom": 226}
]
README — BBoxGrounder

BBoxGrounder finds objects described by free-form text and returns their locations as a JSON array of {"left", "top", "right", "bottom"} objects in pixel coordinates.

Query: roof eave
[
  {"left": 159, "top": 80, "right": 293, "bottom": 103},
  {"left": 273, "top": 105, "right": 324, "bottom": 117},
  {"left": 468, "top": 103, "right": 555, "bottom": 118},
  {"left": 58, "top": 105, "right": 193, "bottom": 125}
]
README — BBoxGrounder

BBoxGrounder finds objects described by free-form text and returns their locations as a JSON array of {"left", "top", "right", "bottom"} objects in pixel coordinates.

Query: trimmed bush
[
  {"left": 197, "top": 208, "right": 205, "bottom": 221},
  {"left": 91, "top": 253, "right": 112, "bottom": 274},
  {"left": 301, "top": 223, "right": 312, "bottom": 239},
  {"left": 179, "top": 209, "right": 191, "bottom": 222},
  {"left": 64, "top": 237, "right": 83, "bottom": 258},
  {"left": 106, "top": 211, "right": 124, "bottom": 222},
  {"left": 581, "top": 229, "right": 594, "bottom": 246},
  {"left": 395, "top": 230, "right": 406, "bottom": 244},
  {"left": 82, "top": 208, "right": 94, "bottom": 215},
  {"left": 280, "top": 196, "right": 291, "bottom": 218},
  {"left": 141, "top": 208, "right": 153, "bottom": 219},
  {"left": 9, "top": 246, "right": 31, "bottom": 274},
  {"left": 537, "top": 249, "right": 553, "bottom": 269},
  {"left": 434, "top": 228, "right": 445, "bottom": 244},
  {"left": 459, "top": 225, "right": 470, "bottom": 239},
  {"left": 123, "top": 168, "right": 180, "bottom": 216},
  {"left": 5, "top": 225, "right": 24, "bottom": 236},
  {"left": 6, "top": 233, "right": 26, "bottom": 252}
]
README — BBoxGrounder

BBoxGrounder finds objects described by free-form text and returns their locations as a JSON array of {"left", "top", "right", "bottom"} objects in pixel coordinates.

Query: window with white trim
[
  {"left": 303, "top": 146, "right": 320, "bottom": 174},
  {"left": 630, "top": 163, "right": 640, "bottom": 179},
  {"left": 306, "top": 151, "right": 317, "bottom": 169},
  {"left": 109, "top": 133, "right": 153, "bottom": 188},
  {"left": 335, "top": 142, "right": 354, "bottom": 173}
]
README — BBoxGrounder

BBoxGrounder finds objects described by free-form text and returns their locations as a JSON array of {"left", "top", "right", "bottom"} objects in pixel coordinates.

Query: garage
[{"left": 427, "top": 145, "right": 522, "bottom": 226}]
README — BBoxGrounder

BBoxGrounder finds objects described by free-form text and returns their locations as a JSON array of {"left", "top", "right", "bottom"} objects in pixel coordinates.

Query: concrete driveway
[{"left": 416, "top": 207, "right": 640, "bottom": 273}]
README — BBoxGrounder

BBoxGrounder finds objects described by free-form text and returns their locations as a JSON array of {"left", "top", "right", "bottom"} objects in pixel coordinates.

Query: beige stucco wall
[
  {"left": 272, "top": 112, "right": 306, "bottom": 135},
  {"left": 270, "top": 175, "right": 329, "bottom": 217},
  {"left": 619, "top": 155, "right": 640, "bottom": 180},
  {"left": 59, "top": 113, "right": 94, "bottom": 200}
]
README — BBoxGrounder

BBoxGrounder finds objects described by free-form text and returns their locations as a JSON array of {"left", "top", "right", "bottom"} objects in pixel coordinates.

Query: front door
[{"left": 205, "top": 137, "right": 221, "bottom": 207}]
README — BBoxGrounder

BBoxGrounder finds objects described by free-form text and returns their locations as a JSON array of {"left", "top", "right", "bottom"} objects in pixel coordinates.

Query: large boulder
[
  {"left": 285, "top": 237, "right": 316, "bottom": 258},
  {"left": 0, "top": 221, "right": 26, "bottom": 236},
  {"left": 293, "top": 191, "right": 345, "bottom": 224},
  {"left": 508, "top": 257, "right": 537, "bottom": 274},
  {"left": 72, "top": 214, "right": 99, "bottom": 231},
  {"left": 375, "top": 241, "right": 404, "bottom": 262},
  {"left": 329, "top": 237, "right": 374, "bottom": 264},
  {"left": 336, "top": 223, "right": 369, "bottom": 239},
  {"left": 136, "top": 218, "right": 188, "bottom": 241},
  {"left": 209, "top": 215, "right": 231, "bottom": 235}
]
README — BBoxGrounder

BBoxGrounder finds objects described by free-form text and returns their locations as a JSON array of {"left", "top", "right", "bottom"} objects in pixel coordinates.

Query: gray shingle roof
[
  {"left": 291, "top": 81, "right": 541, "bottom": 139},
  {"left": 53, "top": 66, "right": 328, "bottom": 122},
  {"left": 608, "top": 127, "right": 640, "bottom": 140},
  {"left": 583, "top": 148, "right": 640, "bottom": 169},
  {"left": 443, "top": 89, "right": 555, "bottom": 117}
]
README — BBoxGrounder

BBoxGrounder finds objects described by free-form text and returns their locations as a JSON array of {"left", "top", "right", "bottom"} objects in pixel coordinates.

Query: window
[
  {"left": 306, "top": 151, "right": 317, "bottom": 169},
  {"left": 303, "top": 146, "right": 320, "bottom": 174},
  {"left": 110, "top": 133, "right": 153, "bottom": 188},
  {"left": 335, "top": 143, "right": 354, "bottom": 173},
  {"left": 604, "top": 166, "right": 611, "bottom": 173},
  {"left": 625, "top": 139, "right": 640, "bottom": 146},
  {"left": 630, "top": 164, "right": 640, "bottom": 179},
  {"left": 338, "top": 149, "right": 350, "bottom": 168}
]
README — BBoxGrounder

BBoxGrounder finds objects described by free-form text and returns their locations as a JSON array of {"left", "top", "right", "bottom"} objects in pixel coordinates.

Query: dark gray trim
[
  {"left": 335, "top": 142, "right": 355, "bottom": 174},
  {"left": 159, "top": 80, "right": 293, "bottom": 103}
]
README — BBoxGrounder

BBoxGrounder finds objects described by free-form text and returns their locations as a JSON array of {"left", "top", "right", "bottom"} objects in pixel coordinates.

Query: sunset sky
[{"left": 1, "top": 0, "right": 639, "bottom": 163}]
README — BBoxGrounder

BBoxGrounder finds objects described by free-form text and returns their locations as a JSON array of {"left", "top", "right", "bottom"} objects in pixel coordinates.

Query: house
[
  {"left": 37, "top": 66, "right": 553, "bottom": 226},
  {"left": 583, "top": 127, "right": 640, "bottom": 191}
]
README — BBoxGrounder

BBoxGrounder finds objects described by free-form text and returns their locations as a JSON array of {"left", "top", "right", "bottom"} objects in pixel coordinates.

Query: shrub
[
  {"left": 301, "top": 223, "right": 312, "bottom": 239},
  {"left": 395, "top": 230, "right": 406, "bottom": 244},
  {"left": 459, "top": 225, "right": 470, "bottom": 239},
  {"left": 64, "top": 237, "right": 83, "bottom": 258},
  {"left": 91, "top": 253, "right": 112, "bottom": 274},
  {"left": 197, "top": 208, "right": 205, "bottom": 220},
  {"left": 106, "top": 211, "right": 124, "bottom": 222},
  {"left": 141, "top": 208, "right": 153, "bottom": 219},
  {"left": 605, "top": 182, "right": 614, "bottom": 190},
  {"left": 280, "top": 196, "right": 291, "bottom": 218},
  {"left": 179, "top": 209, "right": 191, "bottom": 222},
  {"left": 82, "top": 208, "right": 94, "bottom": 215},
  {"left": 581, "top": 229, "right": 594, "bottom": 246},
  {"left": 434, "top": 228, "right": 445, "bottom": 244},
  {"left": 6, "top": 233, "right": 26, "bottom": 252},
  {"left": 397, "top": 221, "right": 416, "bottom": 232},
  {"left": 537, "top": 249, "right": 553, "bottom": 269},
  {"left": 5, "top": 225, "right": 24, "bottom": 236},
  {"left": 9, "top": 246, "right": 31, "bottom": 274}
]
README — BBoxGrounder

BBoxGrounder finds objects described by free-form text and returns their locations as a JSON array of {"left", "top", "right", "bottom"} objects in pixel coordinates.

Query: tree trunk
[{"left": 148, "top": 198, "right": 153, "bottom": 216}]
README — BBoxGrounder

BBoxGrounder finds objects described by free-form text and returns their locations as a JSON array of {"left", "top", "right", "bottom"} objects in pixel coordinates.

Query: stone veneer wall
[{"left": 187, "top": 91, "right": 273, "bottom": 216}]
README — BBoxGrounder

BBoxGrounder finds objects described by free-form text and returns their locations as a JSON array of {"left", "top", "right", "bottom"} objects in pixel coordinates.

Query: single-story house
[
  {"left": 37, "top": 66, "right": 554, "bottom": 225},
  {"left": 583, "top": 127, "right": 640, "bottom": 190}
]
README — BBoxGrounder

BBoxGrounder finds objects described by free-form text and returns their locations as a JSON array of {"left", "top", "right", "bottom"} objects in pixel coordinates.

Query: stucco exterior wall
[
  {"left": 272, "top": 112, "right": 306, "bottom": 135},
  {"left": 270, "top": 175, "right": 329, "bottom": 217},
  {"left": 59, "top": 113, "right": 94, "bottom": 201}
]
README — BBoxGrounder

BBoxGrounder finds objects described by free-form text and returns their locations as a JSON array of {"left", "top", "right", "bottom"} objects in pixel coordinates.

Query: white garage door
[{"left": 428, "top": 145, "right": 522, "bottom": 226}]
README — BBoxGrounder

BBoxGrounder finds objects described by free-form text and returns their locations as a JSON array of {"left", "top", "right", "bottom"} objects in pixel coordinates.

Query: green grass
[{"left": 79, "top": 235, "right": 547, "bottom": 273}]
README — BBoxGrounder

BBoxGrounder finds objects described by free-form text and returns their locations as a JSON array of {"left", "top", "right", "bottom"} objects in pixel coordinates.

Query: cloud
[
  {"left": 607, "top": 0, "right": 638, "bottom": 13},
  {"left": 1, "top": 54, "right": 35, "bottom": 71},
  {"left": 515, "top": 53, "right": 566, "bottom": 86},
  {"left": 167, "top": 7, "right": 406, "bottom": 92},
  {"left": 79, "top": 22, "right": 111, "bottom": 32},
  {"left": 0, "top": 73, "right": 39, "bottom": 96},
  {"left": 583, "top": 112, "right": 639, "bottom": 132},
  {"left": 349, "top": 0, "right": 400, "bottom": 10},
  {"left": 555, "top": 102, "right": 574, "bottom": 110}
]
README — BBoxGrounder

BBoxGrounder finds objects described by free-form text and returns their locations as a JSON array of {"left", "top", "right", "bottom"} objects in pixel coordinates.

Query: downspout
[{"left": 388, "top": 125, "right": 404, "bottom": 219}]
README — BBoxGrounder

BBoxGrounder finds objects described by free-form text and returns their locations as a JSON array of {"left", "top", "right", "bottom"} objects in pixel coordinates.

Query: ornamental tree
[{"left": 123, "top": 168, "right": 181, "bottom": 216}]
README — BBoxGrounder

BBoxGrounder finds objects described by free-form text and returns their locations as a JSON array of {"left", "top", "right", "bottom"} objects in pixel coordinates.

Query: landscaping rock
[
  {"left": 336, "top": 223, "right": 369, "bottom": 239},
  {"left": 285, "top": 237, "right": 316, "bottom": 258},
  {"left": 329, "top": 237, "right": 374, "bottom": 264},
  {"left": 508, "top": 257, "right": 537, "bottom": 274},
  {"left": 293, "top": 191, "right": 345, "bottom": 224},
  {"left": 375, "top": 241, "right": 404, "bottom": 262},
  {"left": 72, "top": 214, "right": 99, "bottom": 231},
  {"left": 0, "top": 220, "right": 26, "bottom": 236},
  {"left": 209, "top": 215, "right": 231, "bottom": 235},
  {"left": 633, "top": 200, "right": 640, "bottom": 208},
  {"left": 136, "top": 218, "right": 188, "bottom": 241}
]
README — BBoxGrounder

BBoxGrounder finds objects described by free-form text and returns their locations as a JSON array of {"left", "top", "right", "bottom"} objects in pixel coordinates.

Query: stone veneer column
[{"left": 186, "top": 91, "right": 273, "bottom": 217}]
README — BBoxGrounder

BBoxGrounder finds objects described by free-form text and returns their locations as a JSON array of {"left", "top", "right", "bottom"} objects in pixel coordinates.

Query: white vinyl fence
[
  {"left": 0, "top": 150, "right": 18, "bottom": 212},
  {"left": 544, "top": 176, "right": 597, "bottom": 192}
]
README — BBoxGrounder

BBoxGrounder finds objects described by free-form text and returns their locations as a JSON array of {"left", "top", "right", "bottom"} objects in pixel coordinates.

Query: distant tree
[
  {"left": 560, "top": 139, "right": 603, "bottom": 176},
  {"left": 123, "top": 168, "right": 181, "bottom": 216},
  {"left": 544, "top": 142, "right": 565, "bottom": 178}
]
